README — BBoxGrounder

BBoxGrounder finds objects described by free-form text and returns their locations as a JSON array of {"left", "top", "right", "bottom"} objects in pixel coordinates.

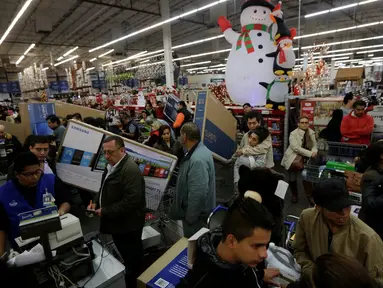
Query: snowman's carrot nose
[{"left": 270, "top": 14, "right": 276, "bottom": 23}]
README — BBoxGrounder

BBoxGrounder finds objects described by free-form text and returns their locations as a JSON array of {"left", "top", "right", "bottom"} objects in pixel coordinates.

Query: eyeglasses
[
  {"left": 20, "top": 169, "right": 43, "bottom": 178},
  {"left": 103, "top": 149, "right": 119, "bottom": 156}
]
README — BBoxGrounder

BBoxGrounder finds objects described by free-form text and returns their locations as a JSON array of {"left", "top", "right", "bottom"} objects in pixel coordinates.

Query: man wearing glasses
[
  {"left": 88, "top": 136, "right": 145, "bottom": 288},
  {"left": 7, "top": 135, "right": 56, "bottom": 181},
  {"left": 0, "top": 152, "right": 71, "bottom": 256}
]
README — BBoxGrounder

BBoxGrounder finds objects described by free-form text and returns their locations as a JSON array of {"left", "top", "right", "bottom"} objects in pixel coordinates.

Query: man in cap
[{"left": 293, "top": 178, "right": 383, "bottom": 287}]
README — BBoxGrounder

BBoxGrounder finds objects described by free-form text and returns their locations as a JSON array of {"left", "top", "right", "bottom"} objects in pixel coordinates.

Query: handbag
[
  {"left": 344, "top": 171, "right": 363, "bottom": 193},
  {"left": 289, "top": 131, "right": 307, "bottom": 172},
  {"left": 290, "top": 155, "right": 304, "bottom": 171}
]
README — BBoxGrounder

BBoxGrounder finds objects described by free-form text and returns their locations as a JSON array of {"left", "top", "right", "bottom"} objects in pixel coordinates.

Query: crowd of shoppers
[{"left": 2, "top": 95, "right": 383, "bottom": 288}]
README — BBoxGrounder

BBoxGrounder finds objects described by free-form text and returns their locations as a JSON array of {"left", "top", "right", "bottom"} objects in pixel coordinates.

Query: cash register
[{"left": 10, "top": 206, "right": 94, "bottom": 286}]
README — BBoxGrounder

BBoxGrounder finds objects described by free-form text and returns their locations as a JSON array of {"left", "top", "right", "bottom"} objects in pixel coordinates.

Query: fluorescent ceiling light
[
  {"left": 24, "top": 43, "right": 35, "bottom": 55},
  {"left": 305, "top": 0, "right": 379, "bottom": 18},
  {"left": 187, "top": 66, "right": 209, "bottom": 71},
  {"left": 368, "top": 54, "right": 374, "bottom": 57},
  {"left": 98, "top": 49, "right": 114, "bottom": 58},
  {"left": 357, "top": 48, "right": 383, "bottom": 54},
  {"left": 173, "top": 35, "right": 225, "bottom": 50},
  {"left": 89, "top": 0, "right": 229, "bottom": 52},
  {"left": 126, "top": 60, "right": 165, "bottom": 71},
  {"left": 0, "top": 0, "right": 34, "bottom": 45},
  {"left": 174, "top": 49, "right": 231, "bottom": 61},
  {"left": 102, "top": 51, "right": 148, "bottom": 67},
  {"left": 334, "top": 59, "right": 361, "bottom": 63},
  {"left": 302, "top": 35, "right": 383, "bottom": 50},
  {"left": 331, "top": 56, "right": 350, "bottom": 61},
  {"left": 135, "top": 53, "right": 164, "bottom": 62},
  {"left": 57, "top": 56, "right": 63, "bottom": 61},
  {"left": 140, "top": 60, "right": 150, "bottom": 64},
  {"left": 297, "top": 52, "right": 353, "bottom": 61},
  {"left": 209, "top": 64, "right": 226, "bottom": 68},
  {"left": 15, "top": 42, "right": 35, "bottom": 65},
  {"left": 181, "top": 61, "right": 212, "bottom": 67},
  {"left": 134, "top": 50, "right": 161, "bottom": 57},
  {"left": 86, "top": 67, "right": 95, "bottom": 71},
  {"left": 63, "top": 46, "right": 79, "bottom": 57},
  {"left": 307, "top": 44, "right": 383, "bottom": 56},
  {"left": 42, "top": 67, "right": 49, "bottom": 71},
  {"left": 295, "top": 20, "right": 383, "bottom": 40},
  {"left": 15, "top": 55, "right": 25, "bottom": 65},
  {"left": 54, "top": 55, "right": 79, "bottom": 66},
  {"left": 305, "top": 10, "right": 330, "bottom": 18},
  {"left": 90, "top": 58, "right": 97, "bottom": 62}
]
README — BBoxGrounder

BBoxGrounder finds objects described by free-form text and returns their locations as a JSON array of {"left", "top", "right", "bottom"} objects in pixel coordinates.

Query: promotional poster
[
  {"left": 28, "top": 103, "right": 56, "bottom": 135},
  {"left": 164, "top": 94, "right": 180, "bottom": 123}
]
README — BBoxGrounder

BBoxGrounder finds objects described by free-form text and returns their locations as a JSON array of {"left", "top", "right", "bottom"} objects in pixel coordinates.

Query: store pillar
[{"left": 160, "top": 0, "right": 174, "bottom": 88}]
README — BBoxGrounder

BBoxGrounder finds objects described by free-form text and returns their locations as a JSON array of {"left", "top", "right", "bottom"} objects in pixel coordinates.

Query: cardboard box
[
  {"left": 137, "top": 228, "right": 209, "bottom": 288},
  {"left": 187, "top": 228, "right": 209, "bottom": 269},
  {"left": 137, "top": 238, "right": 188, "bottom": 288},
  {"left": 194, "top": 90, "right": 237, "bottom": 163}
]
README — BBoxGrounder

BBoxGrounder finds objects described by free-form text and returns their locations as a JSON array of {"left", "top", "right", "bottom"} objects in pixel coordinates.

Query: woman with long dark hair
[
  {"left": 154, "top": 125, "right": 183, "bottom": 160},
  {"left": 319, "top": 109, "right": 343, "bottom": 142}
]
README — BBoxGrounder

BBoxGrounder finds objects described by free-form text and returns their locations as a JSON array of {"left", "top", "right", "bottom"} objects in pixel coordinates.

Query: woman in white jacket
[{"left": 281, "top": 116, "right": 318, "bottom": 204}]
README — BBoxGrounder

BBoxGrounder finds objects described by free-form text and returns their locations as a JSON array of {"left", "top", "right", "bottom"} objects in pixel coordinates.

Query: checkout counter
[
  {"left": 1, "top": 206, "right": 126, "bottom": 288},
  {"left": 2, "top": 204, "right": 162, "bottom": 288}
]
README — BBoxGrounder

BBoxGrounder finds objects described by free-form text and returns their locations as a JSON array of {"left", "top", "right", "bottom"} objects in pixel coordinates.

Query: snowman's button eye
[
  {"left": 257, "top": 32, "right": 262, "bottom": 36},
  {"left": 259, "top": 58, "right": 264, "bottom": 63},
  {"left": 263, "top": 10, "right": 266, "bottom": 14},
  {"left": 254, "top": 9, "right": 257, "bottom": 13}
]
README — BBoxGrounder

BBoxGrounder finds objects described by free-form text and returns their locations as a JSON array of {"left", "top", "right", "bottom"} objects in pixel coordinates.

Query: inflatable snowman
[{"left": 218, "top": 0, "right": 295, "bottom": 107}]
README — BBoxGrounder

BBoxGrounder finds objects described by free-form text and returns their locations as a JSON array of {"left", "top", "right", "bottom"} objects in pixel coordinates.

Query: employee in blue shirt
[{"left": 0, "top": 152, "right": 71, "bottom": 255}]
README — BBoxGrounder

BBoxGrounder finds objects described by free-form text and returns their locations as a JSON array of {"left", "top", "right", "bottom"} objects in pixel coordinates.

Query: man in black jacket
[
  {"left": 88, "top": 135, "right": 146, "bottom": 288},
  {"left": 177, "top": 197, "right": 281, "bottom": 288}
]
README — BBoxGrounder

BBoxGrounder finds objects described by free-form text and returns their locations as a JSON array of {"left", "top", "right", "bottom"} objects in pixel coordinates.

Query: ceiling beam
[
  {"left": 323, "top": 0, "right": 379, "bottom": 36},
  {"left": 79, "top": 0, "right": 207, "bottom": 26},
  {"left": 79, "top": 0, "right": 161, "bottom": 16}
]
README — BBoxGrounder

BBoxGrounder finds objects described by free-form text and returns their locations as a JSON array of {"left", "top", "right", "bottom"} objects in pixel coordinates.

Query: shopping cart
[
  {"left": 304, "top": 141, "right": 367, "bottom": 205},
  {"left": 305, "top": 141, "right": 367, "bottom": 184},
  {"left": 282, "top": 215, "right": 300, "bottom": 253},
  {"left": 144, "top": 167, "right": 183, "bottom": 247}
]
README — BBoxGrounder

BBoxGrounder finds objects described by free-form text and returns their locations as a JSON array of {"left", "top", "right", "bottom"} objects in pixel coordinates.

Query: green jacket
[
  {"left": 170, "top": 142, "right": 216, "bottom": 225},
  {"left": 94, "top": 155, "right": 146, "bottom": 234}
]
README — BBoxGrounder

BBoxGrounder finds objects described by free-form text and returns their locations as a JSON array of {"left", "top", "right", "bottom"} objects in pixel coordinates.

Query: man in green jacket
[
  {"left": 293, "top": 179, "right": 383, "bottom": 287},
  {"left": 171, "top": 123, "right": 216, "bottom": 237},
  {"left": 89, "top": 136, "right": 146, "bottom": 288}
]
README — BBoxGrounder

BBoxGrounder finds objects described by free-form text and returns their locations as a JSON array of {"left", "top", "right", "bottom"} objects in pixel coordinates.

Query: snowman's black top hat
[{"left": 241, "top": 0, "right": 275, "bottom": 12}]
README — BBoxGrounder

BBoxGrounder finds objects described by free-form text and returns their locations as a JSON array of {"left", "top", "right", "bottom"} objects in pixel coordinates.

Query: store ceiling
[{"left": 0, "top": 0, "right": 382, "bottom": 69}]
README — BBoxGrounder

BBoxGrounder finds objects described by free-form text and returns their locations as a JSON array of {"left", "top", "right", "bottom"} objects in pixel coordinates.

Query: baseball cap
[{"left": 313, "top": 179, "right": 354, "bottom": 212}]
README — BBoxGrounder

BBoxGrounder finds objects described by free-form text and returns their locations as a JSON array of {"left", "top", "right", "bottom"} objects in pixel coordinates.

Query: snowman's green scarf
[{"left": 237, "top": 24, "right": 273, "bottom": 54}]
